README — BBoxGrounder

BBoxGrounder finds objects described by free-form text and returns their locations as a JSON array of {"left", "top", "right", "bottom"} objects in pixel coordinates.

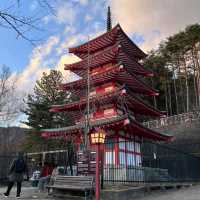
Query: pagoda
[{"left": 41, "top": 7, "right": 172, "bottom": 167}]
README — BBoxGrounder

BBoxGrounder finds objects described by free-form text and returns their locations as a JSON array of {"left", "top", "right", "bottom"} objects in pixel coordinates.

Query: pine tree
[{"left": 22, "top": 70, "right": 73, "bottom": 152}]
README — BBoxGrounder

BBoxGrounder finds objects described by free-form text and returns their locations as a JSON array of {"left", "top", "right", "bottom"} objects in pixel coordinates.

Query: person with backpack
[{"left": 4, "top": 152, "right": 29, "bottom": 198}]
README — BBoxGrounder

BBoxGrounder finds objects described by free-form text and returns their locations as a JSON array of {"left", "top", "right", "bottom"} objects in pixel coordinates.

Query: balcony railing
[{"left": 143, "top": 110, "right": 200, "bottom": 130}]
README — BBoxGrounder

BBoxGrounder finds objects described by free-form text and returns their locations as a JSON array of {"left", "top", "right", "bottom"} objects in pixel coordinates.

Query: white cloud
[
  {"left": 110, "top": 0, "right": 200, "bottom": 51},
  {"left": 79, "top": 0, "right": 88, "bottom": 6},
  {"left": 42, "top": 2, "right": 76, "bottom": 25},
  {"left": 64, "top": 26, "right": 76, "bottom": 35},
  {"left": 55, "top": 2, "right": 76, "bottom": 25},
  {"left": 84, "top": 14, "right": 93, "bottom": 22},
  {"left": 56, "top": 36, "right": 79, "bottom": 55},
  {"left": 16, "top": 36, "right": 60, "bottom": 92},
  {"left": 55, "top": 54, "right": 80, "bottom": 82},
  {"left": 72, "top": 0, "right": 88, "bottom": 6}
]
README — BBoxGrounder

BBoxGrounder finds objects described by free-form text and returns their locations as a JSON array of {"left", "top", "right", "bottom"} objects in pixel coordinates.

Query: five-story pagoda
[{"left": 41, "top": 7, "right": 172, "bottom": 167}]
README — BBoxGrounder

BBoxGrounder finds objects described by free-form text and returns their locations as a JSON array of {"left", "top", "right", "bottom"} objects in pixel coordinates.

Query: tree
[
  {"left": 0, "top": 0, "right": 56, "bottom": 45},
  {"left": 0, "top": 65, "right": 22, "bottom": 124},
  {"left": 143, "top": 52, "right": 171, "bottom": 114},
  {"left": 22, "top": 70, "right": 73, "bottom": 152},
  {"left": 144, "top": 23, "right": 200, "bottom": 116}
]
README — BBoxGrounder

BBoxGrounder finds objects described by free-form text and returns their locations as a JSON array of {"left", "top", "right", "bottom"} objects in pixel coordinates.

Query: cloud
[
  {"left": 72, "top": 0, "right": 88, "bottom": 6},
  {"left": 55, "top": 54, "right": 80, "bottom": 82},
  {"left": 16, "top": 36, "right": 60, "bottom": 92},
  {"left": 56, "top": 35, "right": 79, "bottom": 55},
  {"left": 42, "top": 2, "right": 76, "bottom": 25},
  {"left": 79, "top": 0, "right": 88, "bottom": 6},
  {"left": 15, "top": 31, "right": 88, "bottom": 94},
  {"left": 85, "top": 14, "right": 93, "bottom": 22},
  {"left": 56, "top": 3, "right": 76, "bottom": 25},
  {"left": 110, "top": 0, "right": 200, "bottom": 51}
]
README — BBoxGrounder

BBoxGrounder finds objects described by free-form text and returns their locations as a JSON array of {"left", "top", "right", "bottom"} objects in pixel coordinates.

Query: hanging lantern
[{"left": 90, "top": 128, "right": 106, "bottom": 145}]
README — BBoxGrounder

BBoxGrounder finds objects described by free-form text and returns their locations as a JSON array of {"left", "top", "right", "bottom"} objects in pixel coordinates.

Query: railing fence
[{"left": 143, "top": 110, "right": 200, "bottom": 130}]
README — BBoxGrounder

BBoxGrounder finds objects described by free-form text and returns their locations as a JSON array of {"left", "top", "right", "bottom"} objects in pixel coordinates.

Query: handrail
[{"left": 143, "top": 110, "right": 200, "bottom": 130}]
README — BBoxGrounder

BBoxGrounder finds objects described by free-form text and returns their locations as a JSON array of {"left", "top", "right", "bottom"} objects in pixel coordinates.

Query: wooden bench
[{"left": 47, "top": 175, "right": 94, "bottom": 200}]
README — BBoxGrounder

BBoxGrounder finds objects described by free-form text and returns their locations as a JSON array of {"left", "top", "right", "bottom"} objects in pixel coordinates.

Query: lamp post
[{"left": 90, "top": 129, "right": 106, "bottom": 200}]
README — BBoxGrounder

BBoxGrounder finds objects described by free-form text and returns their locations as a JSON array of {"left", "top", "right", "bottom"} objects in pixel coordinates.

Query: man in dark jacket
[{"left": 4, "top": 152, "right": 29, "bottom": 198}]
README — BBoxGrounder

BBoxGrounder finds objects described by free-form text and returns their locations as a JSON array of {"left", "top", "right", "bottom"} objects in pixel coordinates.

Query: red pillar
[{"left": 96, "top": 144, "right": 100, "bottom": 200}]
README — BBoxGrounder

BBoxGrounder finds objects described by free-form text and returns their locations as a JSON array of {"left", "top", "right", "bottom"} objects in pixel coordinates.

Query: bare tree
[
  {"left": 0, "top": 65, "right": 23, "bottom": 125},
  {"left": 0, "top": 0, "right": 57, "bottom": 45}
]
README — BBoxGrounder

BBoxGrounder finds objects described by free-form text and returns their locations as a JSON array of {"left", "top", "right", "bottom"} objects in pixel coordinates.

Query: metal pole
[
  {"left": 84, "top": 36, "right": 90, "bottom": 149},
  {"left": 96, "top": 144, "right": 100, "bottom": 200}
]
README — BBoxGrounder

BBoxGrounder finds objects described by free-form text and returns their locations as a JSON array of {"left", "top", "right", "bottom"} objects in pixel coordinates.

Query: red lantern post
[{"left": 90, "top": 129, "right": 106, "bottom": 200}]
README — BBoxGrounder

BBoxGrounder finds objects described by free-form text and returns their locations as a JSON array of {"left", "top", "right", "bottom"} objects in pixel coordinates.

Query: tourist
[
  {"left": 4, "top": 152, "right": 29, "bottom": 198},
  {"left": 49, "top": 164, "right": 59, "bottom": 185},
  {"left": 38, "top": 162, "right": 52, "bottom": 192}
]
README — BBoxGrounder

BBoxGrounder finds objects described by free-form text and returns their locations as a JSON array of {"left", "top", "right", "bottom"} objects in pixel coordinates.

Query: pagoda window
[
  {"left": 126, "top": 141, "right": 135, "bottom": 152},
  {"left": 105, "top": 152, "right": 115, "bottom": 165},
  {"left": 89, "top": 90, "right": 96, "bottom": 97},
  {"left": 105, "top": 137, "right": 115, "bottom": 150},
  {"left": 135, "top": 142, "right": 141, "bottom": 153},
  {"left": 119, "top": 152, "right": 126, "bottom": 165},
  {"left": 90, "top": 62, "right": 116, "bottom": 76},
  {"left": 127, "top": 154, "right": 135, "bottom": 166},
  {"left": 104, "top": 108, "right": 117, "bottom": 117},
  {"left": 119, "top": 138, "right": 126, "bottom": 150},
  {"left": 90, "top": 107, "right": 117, "bottom": 121},
  {"left": 90, "top": 82, "right": 116, "bottom": 97},
  {"left": 105, "top": 85, "right": 114, "bottom": 93}
]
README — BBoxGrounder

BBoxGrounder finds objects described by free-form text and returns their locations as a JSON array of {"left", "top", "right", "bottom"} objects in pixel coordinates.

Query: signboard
[{"left": 77, "top": 150, "right": 97, "bottom": 175}]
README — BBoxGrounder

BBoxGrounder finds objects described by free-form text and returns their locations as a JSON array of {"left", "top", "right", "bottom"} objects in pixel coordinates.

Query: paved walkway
[
  {"left": 0, "top": 187, "right": 51, "bottom": 200},
  {"left": 0, "top": 185, "right": 200, "bottom": 199},
  {"left": 138, "top": 185, "right": 200, "bottom": 200}
]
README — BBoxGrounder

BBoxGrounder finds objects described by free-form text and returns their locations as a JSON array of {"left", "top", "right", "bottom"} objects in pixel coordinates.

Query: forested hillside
[
  {"left": 0, "top": 127, "right": 26, "bottom": 155},
  {"left": 144, "top": 24, "right": 200, "bottom": 116}
]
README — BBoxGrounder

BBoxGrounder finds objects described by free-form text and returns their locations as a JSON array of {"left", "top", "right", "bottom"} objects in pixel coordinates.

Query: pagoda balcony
[
  {"left": 65, "top": 43, "right": 152, "bottom": 78},
  {"left": 60, "top": 65, "right": 158, "bottom": 96},
  {"left": 69, "top": 24, "right": 146, "bottom": 60},
  {"left": 50, "top": 85, "right": 125, "bottom": 112},
  {"left": 51, "top": 82, "right": 163, "bottom": 118},
  {"left": 75, "top": 106, "right": 123, "bottom": 125},
  {"left": 41, "top": 114, "right": 172, "bottom": 142}
]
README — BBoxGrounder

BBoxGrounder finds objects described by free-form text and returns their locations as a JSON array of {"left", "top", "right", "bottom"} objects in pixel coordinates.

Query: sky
[{"left": 0, "top": 0, "right": 200, "bottom": 127}]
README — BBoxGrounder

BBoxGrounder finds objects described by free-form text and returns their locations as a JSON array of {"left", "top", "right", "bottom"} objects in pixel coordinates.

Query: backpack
[{"left": 14, "top": 159, "right": 26, "bottom": 173}]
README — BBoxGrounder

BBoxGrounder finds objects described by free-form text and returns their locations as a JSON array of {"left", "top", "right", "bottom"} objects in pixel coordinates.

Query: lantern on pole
[{"left": 90, "top": 128, "right": 106, "bottom": 200}]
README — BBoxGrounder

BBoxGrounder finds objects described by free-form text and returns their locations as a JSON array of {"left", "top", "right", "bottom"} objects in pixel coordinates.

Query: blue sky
[{"left": 0, "top": 0, "right": 200, "bottom": 127}]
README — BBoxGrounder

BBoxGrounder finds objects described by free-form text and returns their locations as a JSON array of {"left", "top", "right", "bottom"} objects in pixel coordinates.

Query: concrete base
[
  {"left": 101, "top": 185, "right": 145, "bottom": 200},
  {"left": 101, "top": 182, "right": 196, "bottom": 200}
]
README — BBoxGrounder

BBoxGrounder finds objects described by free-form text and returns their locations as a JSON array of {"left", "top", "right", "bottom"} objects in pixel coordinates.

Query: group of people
[
  {"left": 3, "top": 152, "right": 65, "bottom": 198},
  {"left": 34, "top": 162, "right": 61, "bottom": 191}
]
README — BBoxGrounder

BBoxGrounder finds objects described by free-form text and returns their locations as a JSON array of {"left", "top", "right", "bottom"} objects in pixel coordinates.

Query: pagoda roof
[
  {"left": 60, "top": 65, "right": 158, "bottom": 96},
  {"left": 69, "top": 24, "right": 146, "bottom": 60},
  {"left": 65, "top": 44, "right": 153, "bottom": 77},
  {"left": 40, "top": 114, "right": 172, "bottom": 141},
  {"left": 50, "top": 86, "right": 163, "bottom": 117}
]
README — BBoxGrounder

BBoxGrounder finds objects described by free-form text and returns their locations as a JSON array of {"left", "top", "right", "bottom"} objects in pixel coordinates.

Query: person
[
  {"left": 66, "top": 140, "right": 75, "bottom": 175},
  {"left": 30, "top": 167, "right": 41, "bottom": 187},
  {"left": 4, "top": 152, "right": 29, "bottom": 198},
  {"left": 49, "top": 164, "right": 59, "bottom": 186},
  {"left": 38, "top": 162, "right": 52, "bottom": 192}
]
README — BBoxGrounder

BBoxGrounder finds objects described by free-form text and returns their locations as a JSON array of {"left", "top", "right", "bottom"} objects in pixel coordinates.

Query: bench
[{"left": 47, "top": 175, "right": 94, "bottom": 200}]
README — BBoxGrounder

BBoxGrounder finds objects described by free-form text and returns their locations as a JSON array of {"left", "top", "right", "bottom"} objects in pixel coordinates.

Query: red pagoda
[{"left": 41, "top": 8, "right": 172, "bottom": 168}]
